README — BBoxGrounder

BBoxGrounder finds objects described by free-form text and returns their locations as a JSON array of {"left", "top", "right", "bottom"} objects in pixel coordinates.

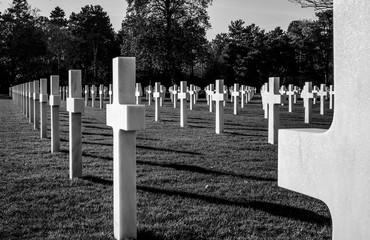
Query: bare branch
[{"left": 288, "top": 0, "right": 333, "bottom": 10}]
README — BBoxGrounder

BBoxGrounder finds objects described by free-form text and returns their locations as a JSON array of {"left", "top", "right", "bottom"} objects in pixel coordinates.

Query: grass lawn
[{"left": 0, "top": 93, "right": 333, "bottom": 240}]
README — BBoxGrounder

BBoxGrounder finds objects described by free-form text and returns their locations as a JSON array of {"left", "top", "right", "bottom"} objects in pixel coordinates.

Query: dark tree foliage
[
  {"left": 0, "top": 0, "right": 48, "bottom": 90},
  {"left": 69, "top": 5, "right": 120, "bottom": 84},
  {"left": 120, "top": 0, "right": 212, "bottom": 86}
]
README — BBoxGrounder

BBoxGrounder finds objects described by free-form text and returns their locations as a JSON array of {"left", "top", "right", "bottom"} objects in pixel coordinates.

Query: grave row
[{"left": 260, "top": 80, "right": 335, "bottom": 145}]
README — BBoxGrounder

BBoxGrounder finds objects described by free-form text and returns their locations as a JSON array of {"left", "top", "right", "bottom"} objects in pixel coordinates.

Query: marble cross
[
  {"left": 213, "top": 80, "right": 225, "bottom": 134},
  {"left": 264, "top": 77, "right": 281, "bottom": 144},
  {"left": 135, "top": 83, "right": 142, "bottom": 105},
  {"left": 33, "top": 80, "right": 40, "bottom": 130},
  {"left": 106, "top": 57, "right": 145, "bottom": 240},
  {"left": 153, "top": 82, "right": 162, "bottom": 121},
  {"left": 40, "top": 79, "right": 48, "bottom": 139},
  {"left": 66, "top": 70, "right": 84, "bottom": 179},
  {"left": 29, "top": 82, "right": 34, "bottom": 124},
  {"left": 300, "top": 82, "right": 314, "bottom": 124},
  {"left": 329, "top": 85, "right": 335, "bottom": 110},
  {"left": 231, "top": 84, "right": 240, "bottom": 115},
  {"left": 317, "top": 84, "right": 328, "bottom": 115},
  {"left": 50, "top": 76, "right": 61, "bottom": 153},
  {"left": 286, "top": 84, "right": 295, "bottom": 113},
  {"left": 84, "top": 85, "right": 89, "bottom": 106},
  {"left": 178, "top": 81, "right": 188, "bottom": 127}
]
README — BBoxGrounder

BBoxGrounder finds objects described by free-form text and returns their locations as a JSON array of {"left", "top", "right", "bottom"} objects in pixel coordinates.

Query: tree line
[{"left": 0, "top": 0, "right": 333, "bottom": 93}]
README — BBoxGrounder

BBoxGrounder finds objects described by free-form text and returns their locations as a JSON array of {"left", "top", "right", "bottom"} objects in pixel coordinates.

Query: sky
[{"left": 0, "top": 0, "right": 317, "bottom": 40}]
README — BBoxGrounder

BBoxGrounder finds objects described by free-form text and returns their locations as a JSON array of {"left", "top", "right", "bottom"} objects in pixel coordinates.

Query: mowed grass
[{"left": 0, "top": 93, "right": 333, "bottom": 240}]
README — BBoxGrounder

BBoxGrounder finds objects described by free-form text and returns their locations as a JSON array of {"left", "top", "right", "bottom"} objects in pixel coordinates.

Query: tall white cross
[
  {"left": 91, "top": 85, "right": 96, "bottom": 108},
  {"left": 33, "top": 80, "right": 40, "bottom": 130},
  {"left": 99, "top": 84, "right": 104, "bottom": 109},
  {"left": 317, "top": 84, "right": 328, "bottom": 115},
  {"left": 329, "top": 85, "right": 335, "bottom": 110},
  {"left": 300, "top": 82, "right": 314, "bottom": 124},
  {"left": 240, "top": 85, "right": 246, "bottom": 108},
  {"left": 29, "top": 81, "right": 34, "bottom": 124},
  {"left": 279, "top": 1, "right": 370, "bottom": 238},
  {"left": 40, "top": 79, "right": 48, "bottom": 139},
  {"left": 146, "top": 85, "right": 153, "bottom": 106},
  {"left": 109, "top": 84, "right": 113, "bottom": 104},
  {"left": 153, "top": 82, "right": 162, "bottom": 122},
  {"left": 189, "top": 84, "right": 195, "bottom": 110},
  {"left": 286, "top": 84, "right": 295, "bottom": 113},
  {"left": 106, "top": 57, "right": 145, "bottom": 240},
  {"left": 172, "top": 85, "right": 178, "bottom": 108},
  {"left": 264, "top": 77, "right": 281, "bottom": 144},
  {"left": 213, "top": 80, "right": 225, "bottom": 134},
  {"left": 135, "top": 83, "right": 142, "bottom": 105},
  {"left": 50, "top": 76, "right": 60, "bottom": 153},
  {"left": 66, "top": 70, "right": 84, "bottom": 179},
  {"left": 231, "top": 84, "right": 240, "bottom": 115},
  {"left": 84, "top": 85, "right": 89, "bottom": 106},
  {"left": 178, "top": 81, "right": 188, "bottom": 127}
]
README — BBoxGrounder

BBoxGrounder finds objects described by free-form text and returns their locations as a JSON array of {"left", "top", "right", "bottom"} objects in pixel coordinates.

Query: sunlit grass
[{"left": 0, "top": 94, "right": 332, "bottom": 239}]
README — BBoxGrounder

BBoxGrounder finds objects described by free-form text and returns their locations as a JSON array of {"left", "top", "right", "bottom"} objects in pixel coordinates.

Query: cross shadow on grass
[
  {"left": 138, "top": 186, "right": 331, "bottom": 227},
  {"left": 81, "top": 176, "right": 329, "bottom": 226},
  {"left": 137, "top": 145, "right": 203, "bottom": 155},
  {"left": 137, "top": 160, "right": 275, "bottom": 182}
]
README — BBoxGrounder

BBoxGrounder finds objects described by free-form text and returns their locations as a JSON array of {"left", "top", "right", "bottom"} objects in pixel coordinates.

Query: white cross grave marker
[
  {"left": 99, "top": 84, "right": 104, "bottom": 109},
  {"left": 106, "top": 57, "right": 145, "bottom": 240},
  {"left": 286, "top": 84, "right": 295, "bottom": 113},
  {"left": 231, "top": 84, "right": 240, "bottom": 115},
  {"left": 91, "top": 85, "right": 97, "bottom": 108},
  {"left": 213, "top": 79, "right": 225, "bottom": 134},
  {"left": 312, "top": 85, "right": 319, "bottom": 105},
  {"left": 300, "top": 82, "right": 315, "bottom": 124},
  {"left": 178, "top": 81, "right": 188, "bottom": 127},
  {"left": 209, "top": 84, "right": 214, "bottom": 112},
  {"left": 66, "top": 70, "right": 84, "bottom": 179},
  {"left": 50, "top": 76, "right": 60, "bottom": 152},
  {"left": 40, "top": 79, "right": 48, "bottom": 139},
  {"left": 264, "top": 77, "right": 282, "bottom": 144},
  {"left": 329, "top": 85, "right": 335, "bottom": 110},
  {"left": 33, "top": 80, "right": 40, "bottom": 130},
  {"left": 109, "top": 84, "right": 113, "bottom": 104},
  {"left": 84, "top": 85, "right": 89, "bottom": 106},
  {"left": 153, "top": 82, "right": 162, "bottom": 122},
  {"left": 172, "top": 85, "right": 178, "bottom": 108},
  {"left": 240, "top": 85, "right": 246, "bottom": 108},
  {"left": 279, "top": 1, "right": 370, "bottom": 238},
  {"left": 135, "top": 83, "right": 142, "bottom": 105},
  {"left": 29, "top": 81, "right": 34, "bottom": 124},
  {"left": 318, "top": 84, "right": 327, "bottom": 115},
  {"left": 189, "top": 84, "right": 195, "bottom": 110}
]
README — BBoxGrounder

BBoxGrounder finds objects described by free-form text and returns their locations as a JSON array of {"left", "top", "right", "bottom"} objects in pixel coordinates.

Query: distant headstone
[
  {"left": 29, "top": 82, "right": 34, "bottom": 124},
  {"left": 91, "top": 85, "right": 97, "bottom": 108},
  {"left": 317, "top": 84, "right": 327, "bottom": 115},
  {"left": 261, "top": 83, "right": 268, "bottom": 119},
  {"left": 240, "top": 85, "right": 246, "bottom": 108},
  {"left": 153, "top": 82, "right": 162, "bottom": 121},
  {"left": 109, "top": 84, "right": 113, "bottom": 104},
  {"left": 99, "top": 84, "right": 104, "bottom": 109},
  {"left": 312, "top": 86, "right": 319, "bottom": 105},
  {"left": 147, "top": 85, "right": 153, "bottom": 106},
  {"left": 66, "top": 70, "right": 84, "bottom": 179},
  {"left": 160, "top": 85, "right": 166, "bottom": 106},
  {"left": 106, "top": 57, "right": 145, "bottom": 240},
  {"left": 264, "top": 77, "right": 281, "bottom": 144},
  {"left": 300, "top": 82, "right": 314, "bottom": 124},
  {"left": 50, "top": 75, "right": 61, "bottom": 152},
  {"left": 213, "top": 80, "right": 225, "bottom": 134},
  {"left": 279, "top": 2, "right": 370, "bottom": 238},
  {"left": 84, "top": 85, "right": 89, "bottom": 106},
  {"left": 293, "top": 86, "right": 299, "bottom": 104},
  {"left": 223, "top": 85, "right": 228, "bottom": 106},
  {"left": 231, "top": 84, "right": 240, "bottom": 115},
  {"left": 208, "top": 84, "right": 214, "bottom": 112},
  {"left": 286, "top": 84, "right": 295, "bottom": 113},
  {"left": 189, "top": 84, "right": 195, "bottom": 110},
  {"left": 178, "top": 81, "right": 188, "bottom": 127},
  {"left": 135, "top": 83, "right": 142, "bottom": 105},
  {"left": 40, "top": 79, "right": 48, "bottom": 139},
  {"left": 25, "top": 83, "right": 29, "bottom": 119},
  {"left": 33, "top": 80, "right": 40, "bottom": 130},
  {"left": 172, "top": 85, "right": 178, "bottom": 108},
  {"left": 329, "top": 85, "right": 335, "bottom": 110}
]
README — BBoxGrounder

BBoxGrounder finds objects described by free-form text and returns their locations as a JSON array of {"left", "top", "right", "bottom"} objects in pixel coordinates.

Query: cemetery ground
[{"left": 0, "top": 93, "right": 333, "bottom": 240}]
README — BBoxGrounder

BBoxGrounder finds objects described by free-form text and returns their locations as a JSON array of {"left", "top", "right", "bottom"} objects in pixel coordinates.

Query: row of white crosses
[
  {"left": 83, "top": 84, "right": 113, "bottom": 108},
  {"left": 11, "top": 77, "right": 61, "bottom": 152}
]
